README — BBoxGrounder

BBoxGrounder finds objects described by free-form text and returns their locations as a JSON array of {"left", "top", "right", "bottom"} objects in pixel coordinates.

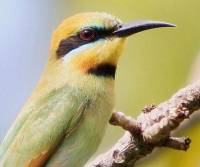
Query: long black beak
[{"left": 112, "top": 20, "right": 176, "bottom": 37}]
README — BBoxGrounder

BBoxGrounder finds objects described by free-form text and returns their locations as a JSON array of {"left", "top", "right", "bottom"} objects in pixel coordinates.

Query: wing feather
[{"left": 0, "top": 85, "right": 89, "bottom": 167}]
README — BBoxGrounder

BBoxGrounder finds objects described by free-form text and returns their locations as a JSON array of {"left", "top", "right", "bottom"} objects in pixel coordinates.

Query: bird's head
[{"left": 46, "top": 12, "right": 174, "bottom": 84}]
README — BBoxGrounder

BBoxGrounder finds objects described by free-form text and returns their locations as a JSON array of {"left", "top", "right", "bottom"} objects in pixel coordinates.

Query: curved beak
[{"left": 112, "top": 20, "right": 176, "bottom": 37}]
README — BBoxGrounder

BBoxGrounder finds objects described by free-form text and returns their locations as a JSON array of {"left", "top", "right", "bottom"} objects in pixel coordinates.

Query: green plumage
[{"left": 0, "top": 82, "right": 114, "bottom": 166}]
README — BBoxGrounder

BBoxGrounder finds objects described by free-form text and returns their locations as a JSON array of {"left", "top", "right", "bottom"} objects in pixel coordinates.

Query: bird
[{"left": 0, "top": 12, "right": 174, "bottom": 167}]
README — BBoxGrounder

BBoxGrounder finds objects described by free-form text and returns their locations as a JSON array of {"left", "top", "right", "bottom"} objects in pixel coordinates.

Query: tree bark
[{"left": 86, "top": 80, "right": 200, "bottom": 167}]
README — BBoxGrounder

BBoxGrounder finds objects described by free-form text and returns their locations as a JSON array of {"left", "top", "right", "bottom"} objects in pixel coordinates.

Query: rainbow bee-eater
[{"left": 0, "top": 12, "right": 174, "bottom": 167}]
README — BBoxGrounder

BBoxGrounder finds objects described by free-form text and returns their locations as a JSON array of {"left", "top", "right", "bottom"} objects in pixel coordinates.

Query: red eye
[{"left": 79, "top": 28, "right": 96, "bottom": 41}]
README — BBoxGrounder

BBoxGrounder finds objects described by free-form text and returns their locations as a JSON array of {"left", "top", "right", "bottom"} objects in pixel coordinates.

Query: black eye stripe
[
  {"left": 56, "top": 27, "right": 115, "bottom": 58},
  {"left": 56, "top": 35, "right": 88, "bottom": 58}
]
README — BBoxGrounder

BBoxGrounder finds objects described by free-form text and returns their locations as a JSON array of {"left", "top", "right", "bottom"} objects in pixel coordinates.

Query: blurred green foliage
[{"left": 61, "top": 0, "right": 200, "bottom": 166}]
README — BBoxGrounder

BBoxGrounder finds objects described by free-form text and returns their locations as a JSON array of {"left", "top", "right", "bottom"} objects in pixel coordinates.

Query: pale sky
[{"left": 0, "top": 0, "right": 71, "bottom": 140}]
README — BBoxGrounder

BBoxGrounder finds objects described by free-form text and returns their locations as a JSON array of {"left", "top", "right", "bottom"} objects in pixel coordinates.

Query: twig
[
  {"left": 86, "top": 80, "right": 200, "bottom": 167},
  {"left": 160, "top": 137, "right": 191, "bottom": 151}
]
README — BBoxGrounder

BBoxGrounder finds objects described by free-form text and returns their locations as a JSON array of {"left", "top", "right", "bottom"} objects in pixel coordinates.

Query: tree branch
[{"left": 86, "top": 80, "right": 200, "bottom": 167}]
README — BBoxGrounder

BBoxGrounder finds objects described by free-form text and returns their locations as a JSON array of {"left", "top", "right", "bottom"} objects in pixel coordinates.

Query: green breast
[{"left": 45, "top": 84, "right": 114, "bottom": 167}]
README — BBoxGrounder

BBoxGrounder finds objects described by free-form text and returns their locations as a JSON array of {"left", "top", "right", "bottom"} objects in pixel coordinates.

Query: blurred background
[{"left": 0, "top": 0, "right": 200, "bottom": 166}]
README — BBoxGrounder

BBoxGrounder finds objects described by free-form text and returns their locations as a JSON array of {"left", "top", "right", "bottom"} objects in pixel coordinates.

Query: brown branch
[{"left": 86, "top": 80, "right": 200, "bottom": 167}]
